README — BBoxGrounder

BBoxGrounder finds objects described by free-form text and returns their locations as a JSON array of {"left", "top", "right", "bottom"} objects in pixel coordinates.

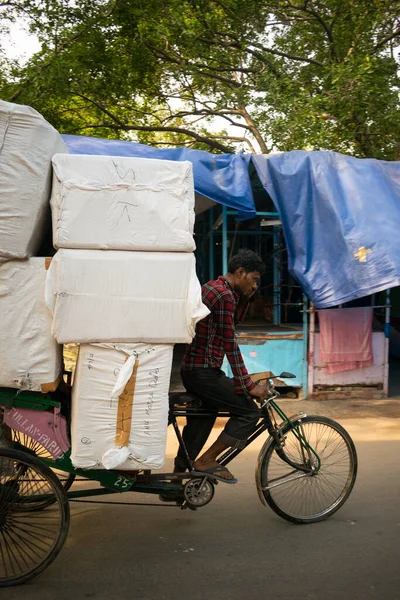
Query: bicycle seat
[{"left": 169, "top": 392, "right": 202, "bottom": 409}]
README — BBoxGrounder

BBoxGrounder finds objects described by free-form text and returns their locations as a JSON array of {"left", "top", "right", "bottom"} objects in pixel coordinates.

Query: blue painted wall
[{"left": 223, "top": 336, "right": 304, "bottom": 388}]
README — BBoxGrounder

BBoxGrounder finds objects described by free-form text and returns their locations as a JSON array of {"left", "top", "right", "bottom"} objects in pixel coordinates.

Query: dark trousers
[{"left": 176, "top": 368, "right": 261, "bottom": 469}]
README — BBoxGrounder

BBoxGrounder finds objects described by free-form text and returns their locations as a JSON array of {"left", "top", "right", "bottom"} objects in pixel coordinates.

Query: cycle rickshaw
[{"left": 0, "top": 371, "right": 357, "bottom": 587}]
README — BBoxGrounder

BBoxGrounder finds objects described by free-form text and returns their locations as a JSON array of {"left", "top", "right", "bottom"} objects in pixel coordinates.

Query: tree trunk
[{"left": 238, "top": 104, "right": 269, "bottom": 154}]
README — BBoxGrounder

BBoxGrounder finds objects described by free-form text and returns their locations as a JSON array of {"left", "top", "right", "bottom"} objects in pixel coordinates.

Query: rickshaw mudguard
[{"left": 3, "top": 404, "right": 70, "bottom": 459}]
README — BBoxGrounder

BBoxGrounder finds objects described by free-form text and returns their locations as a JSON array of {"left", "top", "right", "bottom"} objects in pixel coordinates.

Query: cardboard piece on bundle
[
  {"left": 70, "top": 343, "right": 173, "bottom": 470},
  {"left": 51, "top": 154, "right": 196, "bottom": 252},
  {"left": 0, "top": 101, "right": 67, "bottom": 262},
  {"left": 45, "top": 249, "right": 209, "bottom": 344},
  {"left": 0, "top": 258, "right": 63, "bottom": 391}
]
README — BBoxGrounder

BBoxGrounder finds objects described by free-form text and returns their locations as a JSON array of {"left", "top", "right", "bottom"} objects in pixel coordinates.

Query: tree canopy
[{"left": 1, "top": 0, "right": 400, "bottom": 157}]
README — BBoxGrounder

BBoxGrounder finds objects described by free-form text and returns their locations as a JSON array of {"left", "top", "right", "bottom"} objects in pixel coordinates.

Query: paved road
[{"left": 6, "top": 409, "right": 400, "bottom": 600}]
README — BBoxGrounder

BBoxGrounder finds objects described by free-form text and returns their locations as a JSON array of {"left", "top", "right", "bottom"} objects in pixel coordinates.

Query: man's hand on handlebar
[{"left": 249, "top": 384, "right": 268, "bottom": 402}]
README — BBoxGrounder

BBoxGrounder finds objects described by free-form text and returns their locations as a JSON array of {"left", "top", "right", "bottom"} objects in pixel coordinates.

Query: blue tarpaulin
[
  {"left": 253, "top": 151, "right": 400, "bottom": 308},
  {"left": 62, "top": 135, "right": 400, "bottom": 308},
  {"left": 62, "top": 135, "right": 255, "bottom": 219}
]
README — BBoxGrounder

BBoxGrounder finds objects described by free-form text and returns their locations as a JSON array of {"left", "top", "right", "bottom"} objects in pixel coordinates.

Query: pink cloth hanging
[{"left": 318, "top": 307, "right": 373, "bottom": 374}]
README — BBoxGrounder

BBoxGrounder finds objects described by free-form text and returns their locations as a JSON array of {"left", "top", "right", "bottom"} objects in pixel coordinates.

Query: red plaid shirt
[{"left": 182, "top": 276, "right": 255, "bottom": 395}]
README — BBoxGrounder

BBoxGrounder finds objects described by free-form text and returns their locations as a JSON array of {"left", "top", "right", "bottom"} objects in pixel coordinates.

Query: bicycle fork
[{"left": 269, "top": 412, "right": 321, "bottom": 474}]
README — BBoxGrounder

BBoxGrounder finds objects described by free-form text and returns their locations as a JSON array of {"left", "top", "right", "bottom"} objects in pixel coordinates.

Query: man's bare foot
[{"left": 193, "top": 459, "right": 235, "bottom": 480}]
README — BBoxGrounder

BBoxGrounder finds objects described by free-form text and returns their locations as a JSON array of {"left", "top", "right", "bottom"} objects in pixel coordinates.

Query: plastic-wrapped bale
[
  {"left": 0, "top": 258, "right": 63, "bottom": 391},
  {"left": 70, "top": 343, "right": 173, "bottom": 470},
  {"left": 45, "top": 249, "right": 209, "bottom": 344},
  {"left": 51, "top": 154, "right": 195, "bottom": 252},
  {"left": 0, "top": 101, "right": 67, "bottom": 262}
]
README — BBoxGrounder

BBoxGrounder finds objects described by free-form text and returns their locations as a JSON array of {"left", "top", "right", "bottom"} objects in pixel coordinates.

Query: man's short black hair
[{"left": 228, "top": 249, "right": 265, "bottom": 275}]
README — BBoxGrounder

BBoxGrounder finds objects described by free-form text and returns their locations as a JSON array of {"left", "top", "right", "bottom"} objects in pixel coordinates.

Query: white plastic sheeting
[
  {"left": 0, "top": 258, "right": 62, "bottom": 391},
  {"left": 0, "top": 101, "right": 67, "bottom": 262},
  {"left": 70, "top": 343, "right": 173, "bottom": 470},
  {"left": 51, "top": 154, "right": 195, "bottom": 252},
  {"left": 45, "top": 249, "right": 209, "bottom": 344}
]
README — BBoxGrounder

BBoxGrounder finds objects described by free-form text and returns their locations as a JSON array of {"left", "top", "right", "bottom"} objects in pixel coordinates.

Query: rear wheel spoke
[
  {"left": 11, "top": 431, "right": 75, "bottom": 510},
  {"left": 0, "top": 449, "right": 70, "bottom": 587}
]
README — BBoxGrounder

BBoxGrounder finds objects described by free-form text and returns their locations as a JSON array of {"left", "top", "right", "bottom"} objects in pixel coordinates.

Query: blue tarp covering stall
[
  {"left": 62, "top": 135, "right": 400, "bottom": 308},
  {"left": 252, "top": 151, "right": 400, "bottom": 308},
  {"left": 62, "top": 135, "right": 255, "bottom": 219}
]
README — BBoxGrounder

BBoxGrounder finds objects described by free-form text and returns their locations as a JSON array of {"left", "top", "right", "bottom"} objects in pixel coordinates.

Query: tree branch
[
  {"left": 193, "top": 61, "right": 258, "bottom": 74},
  {"left": 374, "top": 24, "right": 400, "bottom": 49},
  {"left": 198, "top": 35, "right": 284, "bottom": 79},
  {"left": 74, "top": 92, "right": 126, "bottom": 126},
  {"left": 240, "top": 45, "right": 282, "bottom": 78},
  {"left": 142, "top": 41, "right": 181, "bottom": 66},
  {"left": 285, "top": 1, "right": 338, "bottom": 61},
  {"left": 248, "top": 41, "right": 324, "bottom": 67},
  {"left": 207, "top": 134, "right": 257, "bottom": 153},
  {"left": 237, "top": 103, "right": 269, "bottom": 153},
  {"left": 199, "top": 26, "right": 322, "bottom": 67},
  {"left": 77, "top": 123, "right": 233, "bottom": 152},
  {"left": 192, "top": 69, "right": 242, "bottom": 88},
  {"left": 143, "top": 40, "right": 242, "bottom": 88},
  {"left": 163, "top": 108, "right": 249, "bottom": 130},
  {"left": 73, "top": 94, "right": 233, "bottom": 152}
]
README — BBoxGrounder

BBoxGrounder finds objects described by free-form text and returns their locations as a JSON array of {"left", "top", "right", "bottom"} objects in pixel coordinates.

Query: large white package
[
  {"left": 71, "top": 343, "right": 173, "bottom": 470},
  {"left": 0, "top": 101, "right": 67, "bottom": 261},
  {"left": 51, "top": 154, "right": 195, "bottom": 252},
  {"left": 0, "top": 258, "right": 63, "bottom": 391},
  {"left": 45, "top": 249, "right": 209, "bottom": 344}
]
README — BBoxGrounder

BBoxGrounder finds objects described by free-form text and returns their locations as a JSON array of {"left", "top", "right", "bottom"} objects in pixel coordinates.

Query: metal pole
[
  {"left": 307, "top": 303, "right": 315, "bottom": 399},
  {"left": 222, "top": 205, "right": 228, "bottom": 274},
  {"left": 383, "top": 289, "right": 391, "bottom": 397},
  {"left": 273, "top": 226, "right": 281, "bottom": 325},
  {"left": 302, "top": 294, "right": 309, "bottom": 399},
  {"left": 209, "top": 207, "right": 214, "bottom": 280}
]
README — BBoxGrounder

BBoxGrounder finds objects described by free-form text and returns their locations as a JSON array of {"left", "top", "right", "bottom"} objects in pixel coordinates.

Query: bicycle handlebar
[{"left": 253, "top": 377, "right": 280, "bottom": 407}]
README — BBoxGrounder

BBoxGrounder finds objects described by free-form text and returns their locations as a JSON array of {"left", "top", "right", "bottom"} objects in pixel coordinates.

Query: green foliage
[{"left": 1, "top": 0, "right": 399, "bottom": 157}]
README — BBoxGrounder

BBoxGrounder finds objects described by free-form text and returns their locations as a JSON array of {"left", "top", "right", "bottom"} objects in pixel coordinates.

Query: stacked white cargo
[
  {"left": 0, "top": 101, "right": 67, "bottom": 262},
  {"left": 51, "top": 154, "right": 195, "bottom": 252},
  {"left": 45, "top": 249, "right": 206, "bottom": 344},
  {"left": 0, "top": 258, "right": 62, "bottom": 391},
  {"left": 0, "top": 101, "right": 65, "bottom": 393},
  {"left": 48, "top": 154, "right": 208, "bottom": 470},
  {"left": 70, "top": 344, "right": 173, "bottom": 470}
]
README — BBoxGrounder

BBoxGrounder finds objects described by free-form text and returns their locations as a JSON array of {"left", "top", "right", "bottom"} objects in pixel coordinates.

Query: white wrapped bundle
[
  {"left": 71, "top": 343, "right": 173, "bottom": 470},
  {"left": 45, "top": 249, "right": 209, "bottom": 344},
  {"left": 0, "top": 101, "right": 67, "bottom": 262},
  {"left": 0, "top": 258, "right": 62, "bottom": 391},
  {"left": 51, "top": 154, "right": 195, "bottom": 252}
]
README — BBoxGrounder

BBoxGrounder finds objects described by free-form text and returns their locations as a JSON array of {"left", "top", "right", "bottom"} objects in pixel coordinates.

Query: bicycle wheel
[
  {"left": 0, "top": 448, "right": 70, "bottom": 587},
  {"left": 256, "top": 415, "right": 357, "bottom": 524},
  {"left": 12, "top": 430, "right": 75, "bottom": 509}
]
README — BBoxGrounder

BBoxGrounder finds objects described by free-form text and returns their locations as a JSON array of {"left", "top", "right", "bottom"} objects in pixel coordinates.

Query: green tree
[{"left": 1, "top": 0, "right": 400, "bottom": 157}]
